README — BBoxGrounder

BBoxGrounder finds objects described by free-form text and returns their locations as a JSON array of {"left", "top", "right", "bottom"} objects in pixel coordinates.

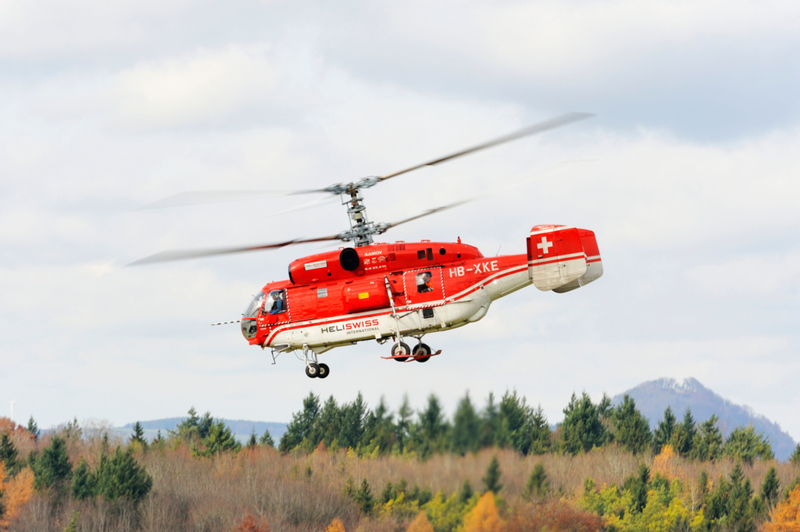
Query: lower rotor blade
[{"left": 128, "top": 235, "right": 341, "bottom": 266}]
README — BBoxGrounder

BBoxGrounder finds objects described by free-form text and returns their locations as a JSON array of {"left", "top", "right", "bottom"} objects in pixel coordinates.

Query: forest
[{"left": 1, "top": 390, "right": 800, "bottom": 532}]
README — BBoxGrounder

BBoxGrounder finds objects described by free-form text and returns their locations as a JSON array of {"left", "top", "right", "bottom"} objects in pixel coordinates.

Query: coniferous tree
[
  {"left": 523, "top": 463, "right": 549, "bottom": 499},
  {"left": 415, "top": 394, "right": 449, "bottom": 458},
  {"left": 459, "top": 480, "right": 474, "bottom": 503},
  {"left": 27, "top": 416, "right": 40, "bottom": 442},
  {"left": 611, "top": 395, "right": 652, "bottom": 455},
  {"left": 726, "top": 463, "right": 756, "bottom": 532},
  {"left": 64, "top": 511, "right": 79, "bottom": 532},
  {"left": 30, "top": 435, "right": 72, "bottom": 491},
  {"left": 692, "top": 415, "right": 723, "bottom": 461},
  {"left": 0, "top": 432, "right": 18, "bottom": 472},
  {"left": 623, "top": 464, "right": 650, "bottom": 514},
  {"left": 498, "top": 390, "right": 533, "bottom": 454},
  {"left": 670, "top": 408, "right": 697, "bottom": 457},
  {"left": 96, "top": 446, "right": 153, "bottom": 503},
  {"left": 760, "top": 466, "right": 780, "bottom": 512},
  {"left": 529, "top": 405, "right": 552, "bottom": 455},
  {"left": 247, "top": 429, "right": 257, "bottom": 449},
  {"left": 151, "top": 430, "right": 165, "bottom": 449},
  {"left": 196, "top": 420, "right": 241, "bottom": 456},
  {"left": 723, "top": 425, "right": 774, "bottom": 465},
  {"left": 560, "top": 392, "right": 607, "bottom": 454},
  {"left": 129, "top": 422, "right": 147, "bottom": 448},
  {"left": 482, "top": 455, "right": 503, "bottom": 494},
  {"left": 652, "top": 406, "right": 677, "bottom": 454},
  {"left": 361, "top": 397, "right": 394, "bottom": 453},
  {"left": 354, "top": 478, "right": 374, "bottom": 514},
  {"left": 380, "top": 481, "right": 395, "bottom": 504},
  {"left": 258, "top": 428, "right": 275, "bottom": 448},
  {"left": 789, "top": 444, "right": 800, "bottom": 466},
  {"left": 395, "top": 395, "right": 414, "bottom": 452},
  {"left": 71, "top": 458, "right": 97, "bottom": 500},
  {"left": 480, "top": 392, "right": 500, "bottom": 448},
  {"left": 339, "top": 392, "right": 368, "bottom": 450},
  {"left": 317, "top": 396, "right": 341, "bottom": 448},
  {"left": 279, "top": 393, "right": 321, "bottom": 452},
  {"left": 451, "top": 393, "right": 481, "bottom": 455}
]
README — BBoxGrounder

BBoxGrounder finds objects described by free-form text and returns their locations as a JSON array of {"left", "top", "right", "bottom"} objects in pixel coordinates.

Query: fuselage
[{"left": 241, "top": 225, "right": 602, "bottom": 356}]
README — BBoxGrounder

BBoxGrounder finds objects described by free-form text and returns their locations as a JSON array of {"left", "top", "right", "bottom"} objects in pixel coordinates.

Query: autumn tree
[
  {"left": 463, "top": 491, "right": 502, "bottom": 532},
  {"left": 764, "top": 485, "right": 800, "bottom": 532}
]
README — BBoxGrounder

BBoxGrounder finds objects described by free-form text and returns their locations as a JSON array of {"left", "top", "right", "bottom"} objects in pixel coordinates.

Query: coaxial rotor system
[{"left": 131, "top": 112, "right": 593, "bottom": 265}]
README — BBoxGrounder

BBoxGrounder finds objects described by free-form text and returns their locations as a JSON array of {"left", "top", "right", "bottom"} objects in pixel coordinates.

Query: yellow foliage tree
[
  {"left": 0, "top": 465, "right": 35, "bottom": 528},
  {"left": 406, "top": 511, "right": 434, "bottom": 532},
  {"left": 462, "top": 492, "right": 502, "bottom": 532},
  {"left": 324, "top": 517, "right": 346, "bottom": 532},
  {"left": 652, "top": 444, "right": 681, "bottom": 480},
  {"left": 764, "top": 486, "right": 800, "bottom": 532}
]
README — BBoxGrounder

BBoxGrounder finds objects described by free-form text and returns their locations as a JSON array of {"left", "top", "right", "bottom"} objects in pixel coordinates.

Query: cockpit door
[
  {"left": 259, "top": 288, "right": 291, "bottom": 326},
  {"left": 403, "top": 267, "right": 446, "bottom": 307}
]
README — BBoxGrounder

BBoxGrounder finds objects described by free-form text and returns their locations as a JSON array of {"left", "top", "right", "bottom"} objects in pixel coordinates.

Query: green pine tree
[
  {"left": 0, "top": 431, "right": 19, "bottom": 472},
  {"left": 612, "top": 395, "right": 652, "bottom": 455},
  {"left": 195, "top": 420, "right": 241, "bottom": 456},
  {"left": 498, "top": 390, "right": 533, "bottom": 455},
  {"left": 30, "top": 435, "right": 73, "bottom": 491},
  {"left": 652, "top": 406, "right": 677, "bottom": 454},
  {"left": 258, "top": 428, "right": 275, "bottom": 448},
  {"left": 247, "top": 429, "right": 258, "bottom": 449},
  {"left": 395, "top": 395, "right": 414, "bottom": 452},
  {"left": 723, "top": 425, "right": 774, "bottom": 465},
  {"left": 451, "top": 392, "right": 481, "bottom": 455},
  {"left": 380, "top": 481, "right": 395, "bottom": 504},
  {"left": 71, "top": 458, "right": 97, "bottom": 500},
  {"left": 354, "top": 478, "right": 374, "bottom": 515},
  {"left": 459, "top": 480, "right": 474, "bottom": 503},
  {"left": 64, "top": 510, "right": 79, "bottom": 532},
  {"left": 559, "top": 392, "right": 607, "bottom": 454},
  {"left": 96, "top": 446, "right": 153, "bottom": 503},
  {"left": 529, "top": 405, "right": 552, "bottom": 455},
  {"left": 523, "top": 463, "right": 549, "bottom": 499},
  {"left": 279, "top": 393, "right": 321, "bottom": 453},
  {"left": 27, "top": 416, "right": 40, "bottom": 442},
  {"left": 623, "top": 464, "right": 650, "bottom": 514},
  {"left": 480, "top": 392, "right": 500, "bottom": 448},
  {"left": 789, "top": 444, "right": 800, "bottom": 466},
  {"left": 692, "top": 415, "right": 723, "bottom": 461},
  {"left": 670, "top": 408, "right": 697, "bottom": 457},
  {"left": 129, "top": 421, "right": 147, "bottom": 449},
  {"left": 415, "top": 394, "right": 449, "bottom": 458},
  {"left": 482, "top": 455, "right": 503, "bottom": 494},
  {"left": 760, "top": 466, "right": 780, "bottom": 512}
]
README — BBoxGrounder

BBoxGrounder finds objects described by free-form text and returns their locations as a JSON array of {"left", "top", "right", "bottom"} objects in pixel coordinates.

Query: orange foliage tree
[
  {"left": 463, "top": 492, "right": 502, "bottom": 532},
  {"left": 324, "top": 517, "right": 346, "bottom": 532},
  {"left": 764, "top": 486, "right": 800, "bottom": 532},
  {"left": 406, "top": 511, "right": 435, "bottom": 532},
  {"left": 232, "top": 513, "right": 271, "bottom": 532},
  {"left": 651, "top": 444, "right": 681, "bottom": 480},
  {"left": 0, "top": 464, "right": 35, "bottom": 529}
]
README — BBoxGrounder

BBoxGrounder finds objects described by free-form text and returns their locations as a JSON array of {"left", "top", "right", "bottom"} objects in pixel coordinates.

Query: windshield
[{"left": 244, "top": 291, "right": 266, "bottom": 318}]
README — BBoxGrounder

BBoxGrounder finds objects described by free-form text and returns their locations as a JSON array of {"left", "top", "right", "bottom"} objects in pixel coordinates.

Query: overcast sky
[{"left": 2, "top": 0, "right": 799, "bottom": 444}]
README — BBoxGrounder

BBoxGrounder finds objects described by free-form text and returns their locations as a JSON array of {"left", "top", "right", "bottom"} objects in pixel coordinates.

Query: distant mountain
[
  {"left": 612, "top": 377, "right": 796, "bottom": 461},
  {"left": 119, "top": 418, "right": 288, "bottom": 443}
]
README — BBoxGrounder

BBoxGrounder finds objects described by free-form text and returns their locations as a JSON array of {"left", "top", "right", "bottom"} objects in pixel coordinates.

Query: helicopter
[{"left": 133, "top": 113, "right": 603, "bottom": 378}]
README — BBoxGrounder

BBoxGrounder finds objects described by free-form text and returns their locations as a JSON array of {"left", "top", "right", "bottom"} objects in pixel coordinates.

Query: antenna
[{"left": 10, "top": 400, "right": 15, "bottom": 422}]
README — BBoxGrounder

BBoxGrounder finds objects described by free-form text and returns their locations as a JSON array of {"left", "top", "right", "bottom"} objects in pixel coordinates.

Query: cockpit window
[
  {"left": 263, "top": 289, "right": 287, "bottom": 315},
  {"left": 244, "top": 291, "right": 266, "bottom": 318},
  {"left": 416, "top": 271, "right": 433, "bottom": 293}
]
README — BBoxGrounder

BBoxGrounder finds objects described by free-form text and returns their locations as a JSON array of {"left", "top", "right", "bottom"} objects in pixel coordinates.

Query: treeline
[{"left": 277, "top": 390, "right": 789, "bottom": 464}]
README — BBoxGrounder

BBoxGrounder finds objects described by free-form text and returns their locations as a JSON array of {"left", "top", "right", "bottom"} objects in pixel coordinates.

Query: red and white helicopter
[{"left": 134, "top": 113, "right": 603, "bottom": 378}]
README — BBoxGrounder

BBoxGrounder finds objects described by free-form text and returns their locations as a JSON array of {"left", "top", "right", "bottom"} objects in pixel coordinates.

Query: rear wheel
[
  {"left": 305, "top": 363, "right": 320, "bottom": 378},
  {"left": 413, "top": 343, "right": 432, "bottom": 363},
  {"left": 318, "top": 363, "right": 330, "bottom": 379},
  {"left": 391, "top": 341, "right": 411, "bottom": 362}
]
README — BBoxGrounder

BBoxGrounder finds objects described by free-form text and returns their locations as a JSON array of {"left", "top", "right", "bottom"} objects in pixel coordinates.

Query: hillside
[
  {"left": 119, "top": 418, "right": 288, "bottom": 442},
  {"left": 612, "top": 377, "right": 796, "bottom": 460}
]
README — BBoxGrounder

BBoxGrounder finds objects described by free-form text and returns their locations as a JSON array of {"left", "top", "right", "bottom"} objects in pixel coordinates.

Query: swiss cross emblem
[{"left": 537, "top": 236, "right": 553, "bottom": 254}]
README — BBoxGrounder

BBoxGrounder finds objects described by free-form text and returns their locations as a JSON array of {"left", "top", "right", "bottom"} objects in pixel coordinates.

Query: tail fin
[{"left": 526, "top": 225, "right": 603, "bottom": 293}]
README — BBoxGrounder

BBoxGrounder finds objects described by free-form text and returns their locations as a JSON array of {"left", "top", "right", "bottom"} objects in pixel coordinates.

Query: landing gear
[
  {"left": 305, "top": 363, "right": 320, "bottom": 378},
  {"left": 413, "top": 342, "right": 432, "bottom": 363},
  {"left": 318, "top": 363, "right": 330, "bottom": 379},
  {"left": 391, "top": 341, "right": 411, "bottom": 362}
]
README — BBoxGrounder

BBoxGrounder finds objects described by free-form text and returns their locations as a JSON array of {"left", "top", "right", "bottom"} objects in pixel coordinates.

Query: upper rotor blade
[
  {"left": 377, "top": 112, "right": 594, "bottom": 182},
  {"left": 128, "top": 234, "right": 341, "bottom": 266},
  {"left": 383, "top": 199, "right": 473, "bottom": 230},
  {"left": 138, "top": 189, "right": 324, "bottom": 209}
]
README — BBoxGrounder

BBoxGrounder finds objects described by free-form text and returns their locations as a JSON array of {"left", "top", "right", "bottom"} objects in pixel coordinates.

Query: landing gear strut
[{"left": 302, "top": 345, "right": 330, "bottom": 379}]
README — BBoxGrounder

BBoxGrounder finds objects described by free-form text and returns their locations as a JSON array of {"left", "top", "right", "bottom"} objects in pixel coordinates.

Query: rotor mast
[{"left": 324, "top": 177, "right": 387, "bottom": 247}]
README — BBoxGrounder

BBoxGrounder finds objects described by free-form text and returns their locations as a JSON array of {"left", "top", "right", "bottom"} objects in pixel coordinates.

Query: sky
[{"left": 2, "top": 0, "right": 799, "bottom": 444}]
